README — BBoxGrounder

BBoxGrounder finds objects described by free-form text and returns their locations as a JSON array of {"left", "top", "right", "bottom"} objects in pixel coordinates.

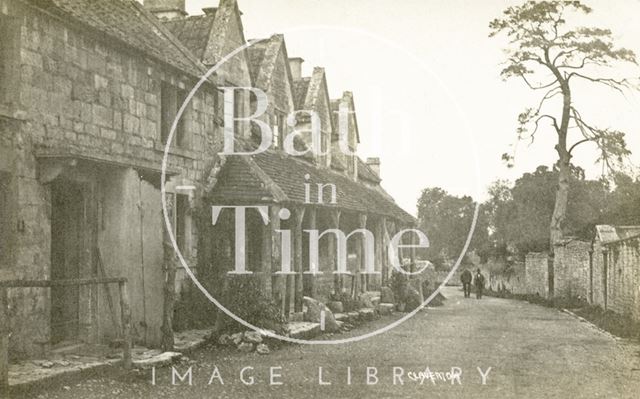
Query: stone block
[
  {"left": 377, "top": 303, "right": 395, "bottom": 315},
  {"left": 243, "top": 331, "right": 263, "bottom": 344},
  {"left": 92, "top": 104, "right": 112, "bottom": 127},
  {"left": 358, "top": 308, "right": 377, "bottom": 321},
  {"left": 326, "top": 301, "right": 343, "bottom": 313}
]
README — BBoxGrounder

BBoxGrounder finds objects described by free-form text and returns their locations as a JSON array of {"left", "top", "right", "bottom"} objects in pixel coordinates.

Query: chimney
[
  {"left": 366, "top": 157, "right": 381, "bottom": 177},
  {"left": 145, "top": 0, "right": 187, "bottom": 20},
  {"left": 202, "top": 7, "right": 217, "bottom": 15},
  {"left": 289, "top": 57, "right": 304, "bottom": 81}
]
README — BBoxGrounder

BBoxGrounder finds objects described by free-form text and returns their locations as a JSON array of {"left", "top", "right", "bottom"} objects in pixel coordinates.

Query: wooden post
[
  {"left": 293, "top": 207, "right": 305, "bottom": 313},
  {"left": 373, "top": 218, "right": 383, "bottom": 290},
  {"left": 381, "top": 218, "right": 389, "bottom": 286},
  {"left": 270, "top": 206, "right": 284, "bottom": 314},
  {"left": 0, "top": 287, "right": 9, "bottom": 396},
  {"left": 161, "top": 242, "right": 176, "bottom": 352},
  {"left": 307, "top": 207, "right": 317, "bottom": 298},
  {"left": 261, "top": 207, "right": 273, "bottom": 298},
  {"left": 409, "top": 225, "right": 417, "bottom": 274},
  {"left": 329, "top": 210, "right": 341, "bottom": 293},
  {"left": 118, "top": 281, "right": 132, "bottom": 369},
  {"left": 358, "top": 213, "right": 368, "bottom": 293}
]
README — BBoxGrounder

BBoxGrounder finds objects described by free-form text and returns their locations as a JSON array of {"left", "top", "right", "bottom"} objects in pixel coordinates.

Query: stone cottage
[
  {"left": 0, "top": 0, "right": 220, "bottom": 358},
  {"left": 1, "top": 0, "right": 417, "bottom": 359},
  {"left": 157, "top": 0, "right": 416, "bottom": 314}
]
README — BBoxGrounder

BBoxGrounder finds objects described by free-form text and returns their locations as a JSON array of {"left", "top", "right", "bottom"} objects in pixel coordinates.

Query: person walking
[
  {"left": 460, "top": 268, "right": 472, "bottom": 298},
  {"left": 474, "top": 268, "right": 485, "bottom": 299}
]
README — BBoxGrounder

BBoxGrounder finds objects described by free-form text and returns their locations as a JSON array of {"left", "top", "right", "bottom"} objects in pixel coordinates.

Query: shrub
[
  {"left": 216, "top": 276, "right": 286, "bottom": 335},
  {"left": 329, "top": 291, "right": 360, "bottom": 312},
  {"left": 173, "top": 280, "right": 218, "bottom": 332},
  {"left": 389, "top": 271, "right": 409, "bottom": 303}
]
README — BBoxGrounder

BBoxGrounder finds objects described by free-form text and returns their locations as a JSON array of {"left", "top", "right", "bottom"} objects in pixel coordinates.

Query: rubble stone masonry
[
  {"left": 604, "top": 236, "right": 640, "bottom": 321},
  {"left": 0, "top": 0, "right": 219, "bottom": 357},
  {"left": 553, "top": 240, "right": 591, "bottom": 300}
]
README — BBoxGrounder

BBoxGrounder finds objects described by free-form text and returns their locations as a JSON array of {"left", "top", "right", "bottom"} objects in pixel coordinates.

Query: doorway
[{"left": 50, "top": 180, "right": 85, "bottom": 344}]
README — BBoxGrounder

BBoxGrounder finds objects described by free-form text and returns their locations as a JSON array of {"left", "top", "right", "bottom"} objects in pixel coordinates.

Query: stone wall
[
  {"left": 604, "top": 236, "right": 640, "bottom": 321},
  {"left": 591, "top": 240, "right": 607, "bottom": 308},
  {"left": 485, "top": 261, "right": 527, "bottom": 295},
  {"left": 519, "top": 237, "right": 640, "bottom": 322},
  {"left": 525, "top": 252, "right": 551, "bottom": 298},
  {"left": 0, "top": 0, "right": 220, "bottom": 358},
  {"left": 553, "top": 240, "right": 591, "bottom": 300}
]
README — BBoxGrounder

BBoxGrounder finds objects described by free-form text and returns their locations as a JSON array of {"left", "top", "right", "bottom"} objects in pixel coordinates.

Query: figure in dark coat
[
  {"left": 460, "top": 269, "right": 472, "bottom": 298},
  {"left": 474, "top": 269, "right": 485, "bottom": 299}
]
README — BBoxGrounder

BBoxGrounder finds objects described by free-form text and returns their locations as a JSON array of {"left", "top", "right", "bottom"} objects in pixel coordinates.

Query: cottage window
[
  {"left": 160, "top": 82, "right": 189, "bottom": 148},
  {"left": 0, "top": 15, "right": 20, "bottom": 107}
]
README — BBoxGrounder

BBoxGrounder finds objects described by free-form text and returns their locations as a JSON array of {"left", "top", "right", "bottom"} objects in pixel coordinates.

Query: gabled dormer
[
  {"left": 290, "top": 63, "right": 334, "bottom": 168},
  {"left": 247, "top": 34, "right": 295, "bottom": 150},
  {"left": 160, "top": 0, "right": 252, "bottom": 140},
  {"left": 331, "top": 91, "right": 361, "bottom": 180}
]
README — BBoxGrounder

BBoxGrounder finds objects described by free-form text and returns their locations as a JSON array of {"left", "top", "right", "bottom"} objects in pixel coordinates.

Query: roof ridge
[
  {"left": 132, "top": 1, "right": 208, "bottom": 76},
  {"left": 240, "top": 155, "right": 289, "bottom": 202}
]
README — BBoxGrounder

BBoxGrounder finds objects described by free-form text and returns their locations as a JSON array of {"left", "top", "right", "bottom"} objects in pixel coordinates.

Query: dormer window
[{"left": 160, "top": 82, "right": 189, "bottom": 148}]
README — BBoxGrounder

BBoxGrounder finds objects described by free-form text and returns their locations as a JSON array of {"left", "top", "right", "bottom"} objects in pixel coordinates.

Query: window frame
[{"left": 160, "top": 81, "right": 190, "bottom": 149}]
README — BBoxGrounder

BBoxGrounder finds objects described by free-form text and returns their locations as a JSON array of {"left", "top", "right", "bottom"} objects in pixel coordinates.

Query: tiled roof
[
  {"left": 28, "top": 0, "right": 206, "bottom": 78},
  {"left": 615, "top": 226, "right": 640, "bottom": 240},
  {"left": 357, "top": 157, "right": 381, "bottom": 183},
  {"left": 292, "top": 78, "right": 311, "bottom": 110},
  {"left": 162, "top": 0, "right": 242, "bottom": 67},
  {"left": 597, "top": 225, "right": 640, "bottom": 243},
  {"left": 162, "top": 13, "right": 216, "bottom": 61},
  {"left": 331, "top": 92, "right": 360, "bottom": 143},
  {"left": 330, "top": 155, "right": 347, "bottom": 171},
  {"left": 247, "top": 35, "right": 292, "bottom": 91},
  {"left": 247, "top": 43, "right": 267, "bottom": 85},
  {"left": 210, "top": 152, "right": 414, "bottom": 223}
]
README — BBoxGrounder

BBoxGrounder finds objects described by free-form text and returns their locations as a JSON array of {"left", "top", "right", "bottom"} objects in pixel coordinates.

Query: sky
[{"left": 179, "top": 0, "right": 640, "bottom": 215}]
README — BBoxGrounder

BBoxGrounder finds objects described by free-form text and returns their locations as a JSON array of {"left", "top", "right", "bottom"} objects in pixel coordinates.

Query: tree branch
[
  {"left": 520, "top": 74, "right": 559, "bottom": 90},
  {"left": 568, "top": 137, "right": 592, "bottom": 154},
  {"left": 532, "top": 114, "right": 560, "bottom": 137},
  {"left": 568, "top": 72, "right": 632, "bottom": 95}
]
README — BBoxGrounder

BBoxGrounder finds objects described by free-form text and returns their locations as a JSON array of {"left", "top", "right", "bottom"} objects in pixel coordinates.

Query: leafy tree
[
  {"left": 490, "top": 1, "right": 637, "bottom": 246},
  {"left": 488, "top": 165, "right": 607, "bottom": 255},
  {"left": 604, "top": 173, "right": 640, "bottom": 225},
  {"left": 416, "top": 188, "right": 488, "bottom": 266},
  {"left": 481, "top": 180, "right": 514, "bottom": 258}
]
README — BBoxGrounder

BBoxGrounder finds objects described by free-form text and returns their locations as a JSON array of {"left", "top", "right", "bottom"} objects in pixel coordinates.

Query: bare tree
[{"left": 490, "top": 1, "right": 638, "bottom": 247}]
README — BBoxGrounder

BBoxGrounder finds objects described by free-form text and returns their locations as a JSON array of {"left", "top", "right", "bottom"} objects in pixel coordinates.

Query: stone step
[
  {"left": 334, "top": 313, "right": 349, "bottom": 322},
  {"left": 377, "top": 303, "right": 395, "bottom": 315},
  {"left": 287, "top": 322, "right": 320, "bottom": 340}
]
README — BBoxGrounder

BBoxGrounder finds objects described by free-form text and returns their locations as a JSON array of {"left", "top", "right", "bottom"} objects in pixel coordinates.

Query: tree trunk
[
  {"left": 549, "top": 68, "right": 572, "bottom": 248},
  {"left": 550, "top": 155, "right": 570, "bottom": 246}
]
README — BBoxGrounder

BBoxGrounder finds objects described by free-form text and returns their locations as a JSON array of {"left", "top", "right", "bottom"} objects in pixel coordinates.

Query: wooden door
[{"left": 50, "top": 180, "right": 85, "bottom": 344}]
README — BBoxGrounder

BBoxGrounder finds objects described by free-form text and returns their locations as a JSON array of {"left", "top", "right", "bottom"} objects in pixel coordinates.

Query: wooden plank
[
  {"left": 293, "top": 208, "right": 305, "bottom": 313},
  {"left": 119, "top": 281, "right": 132, "bottom": 369},
  {"left": 0, "top": 287, "right": 8, "bottom": 396},
  {"left": 161, "top": 242, "right": 176, "bottom": 352},
  {"left": 0, "top": 278, "right": 126, "bottom": 288},
  {"left": 96, "top": 248, "right": 120, "bottom": 338}
]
